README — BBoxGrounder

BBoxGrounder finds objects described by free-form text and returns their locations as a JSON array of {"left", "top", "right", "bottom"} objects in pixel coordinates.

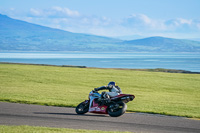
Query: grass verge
[
  {"left": 0, "top": 125, "right": 130, "bottom": 133},
  {"left": 0, "top": 63, "right": 200, "bottom": 118}
]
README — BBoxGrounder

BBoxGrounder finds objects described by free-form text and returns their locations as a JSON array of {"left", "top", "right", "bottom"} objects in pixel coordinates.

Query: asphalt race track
[{"left": 0, "top": 102, "right": 200, "bottom": 133}]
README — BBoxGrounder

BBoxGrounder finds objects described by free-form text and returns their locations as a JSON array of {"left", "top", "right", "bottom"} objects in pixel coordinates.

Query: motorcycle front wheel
[
  {"left": 108, "top": 102, "right": 127, "bottom": 117},
  {"left": 75, "top": 101, "right": 89, "bottom": 114}
]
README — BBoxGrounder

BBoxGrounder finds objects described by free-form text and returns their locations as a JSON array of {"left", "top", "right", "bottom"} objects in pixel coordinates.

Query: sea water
[{"left": 0, "top": 52, "right": 200, "bottom": 72}]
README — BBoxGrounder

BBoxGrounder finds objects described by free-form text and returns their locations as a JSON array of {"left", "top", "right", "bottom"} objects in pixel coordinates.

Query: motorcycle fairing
[
  {"left": 88, "top": 91, "right": 108, "bottom": 114},
  {"left": 112, "top": 94, "right": 135, "bottom": 98},
  {"left": 89, "top": 100, "right": 108, "bottom": 114},
  {"left": 111, "top": 94, "right": 135, "bottom": 103}
]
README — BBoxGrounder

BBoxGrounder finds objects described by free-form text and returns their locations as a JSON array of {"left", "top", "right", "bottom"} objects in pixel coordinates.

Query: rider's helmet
[{"left": 108, "top": 81, "right": 116, "bottom": 88}]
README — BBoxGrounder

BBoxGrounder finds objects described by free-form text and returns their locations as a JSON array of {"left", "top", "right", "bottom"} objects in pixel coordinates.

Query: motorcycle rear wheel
[
  {"left": 75, "top": 101, "right": 89, "bottom": 114},
  {"left": 108, "top": 102, "right": 127, "bottom": 117}
]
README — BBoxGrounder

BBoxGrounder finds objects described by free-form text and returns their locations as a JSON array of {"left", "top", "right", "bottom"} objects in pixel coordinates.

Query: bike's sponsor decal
[
  {"left": 96, "top": 107, "right": 101, "bottom": 111},
  {"left": 89, "top": 107, "right": 101, "bottom": 111},
  {"left": 89, "top": 108, "right": 95, "bottom": 111},
  {"left": 101, "top": 107, "right": 105, "bottom": 110}
]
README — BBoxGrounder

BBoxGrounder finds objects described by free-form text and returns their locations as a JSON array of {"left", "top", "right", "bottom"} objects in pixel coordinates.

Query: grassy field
[
  {"left": 0, "top": 125, "right": 130, "bottom": 133},
  {"left": 0, "top": 63, "right": 200, "bottom": 118}
]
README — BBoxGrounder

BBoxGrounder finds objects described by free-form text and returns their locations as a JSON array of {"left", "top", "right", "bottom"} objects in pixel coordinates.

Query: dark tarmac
[{"left": 0, "top": 102, "right": 199, "bottom": 133}]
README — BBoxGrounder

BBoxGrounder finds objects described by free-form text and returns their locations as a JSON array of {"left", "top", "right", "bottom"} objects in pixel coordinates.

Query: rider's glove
[{"left": 94, "top": 88, "right": 98, "bottom": 91}]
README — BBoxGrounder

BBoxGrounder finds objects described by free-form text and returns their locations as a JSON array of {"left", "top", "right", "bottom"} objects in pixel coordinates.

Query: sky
[{"left": 0, "top": 0, "right": 200, "bottom": 39}]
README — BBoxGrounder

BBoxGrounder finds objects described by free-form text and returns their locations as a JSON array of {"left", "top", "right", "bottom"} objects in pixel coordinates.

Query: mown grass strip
[
  {"left": 0, "top": 125, "right": 131, "bottom": 133},
  {"left": 0, "top": 63, "right": 200, "bottom": 118}
]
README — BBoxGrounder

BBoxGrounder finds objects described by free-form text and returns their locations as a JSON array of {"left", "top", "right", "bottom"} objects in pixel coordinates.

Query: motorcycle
[{"left": 75, "top": 90, "right": 135, "bottom": 117}]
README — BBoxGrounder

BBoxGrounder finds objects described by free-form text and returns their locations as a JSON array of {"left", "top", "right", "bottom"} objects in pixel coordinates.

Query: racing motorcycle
[{"left": 75, "top": 90, "right": 135, "bottom": 117}]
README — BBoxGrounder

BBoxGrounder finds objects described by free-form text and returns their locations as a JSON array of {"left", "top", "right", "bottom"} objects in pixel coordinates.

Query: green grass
[
  {"left": 0, "top": 63, "right": 200, "bottom": 118},
  {"left": 0, "top": 125, "right": 131, "bottom": 133}
]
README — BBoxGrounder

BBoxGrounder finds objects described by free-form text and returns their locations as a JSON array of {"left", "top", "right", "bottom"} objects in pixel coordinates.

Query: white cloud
[
  {"left": 119, "top": 14, "right": 200, "bottom": 38},
  {"left": 1, "top": 7, "right": 200, "bottom": 38},
  {"left": 29, "top": 7, "right": 80, "bottom": 18},
  {"left": 179, "top": 18, "right": 192, "bottom": 25},
  {"left": 122, "top": 14, "right": 150, "bottom": 27},
  {"left": 30, "top": 8, "right": 43, "bottom": 16},
  {"left": 192, "top": 19, "right": 200, "bottom": 30},
  {"left": 165, "top": 18, "right": 192, "bottom": 27},
  {"left": 52, "top": 6, "right": 80, "bottom": 17},
  {"left": 121, "top": 14, "right": 165, "bottom": 31},
  {"left": 136, "top": 14, "right": 151, "bottom": 24}
]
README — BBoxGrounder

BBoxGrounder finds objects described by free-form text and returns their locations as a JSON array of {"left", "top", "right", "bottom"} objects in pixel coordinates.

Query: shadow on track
[{"left": 34, "top": 112, "right": 109, "bottom": 117}]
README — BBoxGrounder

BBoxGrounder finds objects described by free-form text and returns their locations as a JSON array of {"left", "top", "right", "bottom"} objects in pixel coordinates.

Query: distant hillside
[
  {"left": 122, "top": 37, "right": 200, "bottom": 52},
  {"left": 0, "top": 14, "right": 121, "bottom": 51},
  {"left": 0, "top": 14, "right": 200, "bottom": 52}
]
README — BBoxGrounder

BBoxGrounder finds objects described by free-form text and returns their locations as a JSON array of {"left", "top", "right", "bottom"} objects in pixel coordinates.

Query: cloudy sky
[{"left": 0, "top": 0, "right": 200, "bottom": 39}]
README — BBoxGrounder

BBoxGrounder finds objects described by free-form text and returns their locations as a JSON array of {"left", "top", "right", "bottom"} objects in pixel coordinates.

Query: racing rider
[{"left": 94, "top": 81, "right": 122, "bottom": 103}]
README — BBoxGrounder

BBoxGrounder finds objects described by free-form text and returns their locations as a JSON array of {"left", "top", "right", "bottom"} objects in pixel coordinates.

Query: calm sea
[{"left": 0, "top": 52, "right": 200, "bottom": 72}]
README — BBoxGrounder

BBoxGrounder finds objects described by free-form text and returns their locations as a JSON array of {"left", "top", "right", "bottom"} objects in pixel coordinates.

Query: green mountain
[
  {"left": 0, "top": 14, "right": 200, "bottom": 52},
  {"left": 0, "top": 14, "right": 121, "bottom": 51},
  {"left": 122, "top": 37, "right": 200, "bottom": 52}
]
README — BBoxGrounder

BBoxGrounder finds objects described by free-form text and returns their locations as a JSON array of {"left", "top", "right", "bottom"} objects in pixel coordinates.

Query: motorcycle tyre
[
  {"left": 108, "top": 102, "right": 127, "bottom": 117},
  {"left": 75, "top": 101, "right": 89, "bottom": 114}
]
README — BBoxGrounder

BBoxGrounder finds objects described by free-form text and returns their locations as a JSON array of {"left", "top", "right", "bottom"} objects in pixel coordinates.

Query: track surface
[{"left": 0, "top": 102, "right": 200, "bottom": 133}]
